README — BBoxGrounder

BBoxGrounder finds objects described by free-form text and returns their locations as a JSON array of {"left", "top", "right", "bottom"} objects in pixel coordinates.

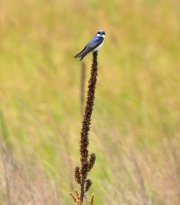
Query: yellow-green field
[{"left": 1, "top": 0, "right": 180, "bottom": 204}]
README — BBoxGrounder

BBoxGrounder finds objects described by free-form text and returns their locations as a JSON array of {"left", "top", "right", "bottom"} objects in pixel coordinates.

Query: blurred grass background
[{"left": 0, "top": 0, "right": 180, "bottom": 204}]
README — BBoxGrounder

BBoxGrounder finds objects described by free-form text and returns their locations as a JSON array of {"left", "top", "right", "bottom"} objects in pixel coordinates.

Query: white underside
[
  {"left": 92, "top": 41, "right": 104, "bottom": 52},
  {"left": 96, "top": 34, "right": 105, "bottom": 38}
]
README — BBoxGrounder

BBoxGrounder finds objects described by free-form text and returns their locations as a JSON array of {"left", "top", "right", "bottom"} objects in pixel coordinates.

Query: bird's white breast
[{"left": 92, "top": 41, "right": 104, "bottom": 52}]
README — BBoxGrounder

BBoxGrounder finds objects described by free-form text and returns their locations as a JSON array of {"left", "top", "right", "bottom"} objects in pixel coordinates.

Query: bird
[{"left": 74, "top": 30, "right": 105, "bottom": 61}]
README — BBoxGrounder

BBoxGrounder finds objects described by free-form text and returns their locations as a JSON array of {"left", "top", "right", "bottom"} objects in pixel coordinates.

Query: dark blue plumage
[{"left": 74, "top": 30, "right": 105, "bottom": 61}]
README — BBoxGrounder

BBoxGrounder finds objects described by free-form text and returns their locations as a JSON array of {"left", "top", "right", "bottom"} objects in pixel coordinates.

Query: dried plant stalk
[
  {"left": 69, "top": 51, "right": 98, "bottom": 205},
  {"left": 80, "top": 62, "right": 86, "bottom": 117},
  {"left": 79, "top": 51, "right": 98, "bottom": 202},
  {"left": 71, "top": 52, "right": 98, "bottom": 204}
]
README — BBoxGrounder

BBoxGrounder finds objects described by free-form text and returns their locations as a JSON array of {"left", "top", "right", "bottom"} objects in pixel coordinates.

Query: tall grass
[{"left": 0, "top": 0, "right": 180, "bottom": 204}]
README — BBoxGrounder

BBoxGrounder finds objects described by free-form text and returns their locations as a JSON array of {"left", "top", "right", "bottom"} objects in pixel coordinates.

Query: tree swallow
[{"left": 74, "top": 30, "right": 105, "bottom": 61}]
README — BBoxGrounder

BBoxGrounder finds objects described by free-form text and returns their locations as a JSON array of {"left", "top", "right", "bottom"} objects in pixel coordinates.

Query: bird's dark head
[{"left": 96, "top": 30, "right": 105, "bottom": 38}]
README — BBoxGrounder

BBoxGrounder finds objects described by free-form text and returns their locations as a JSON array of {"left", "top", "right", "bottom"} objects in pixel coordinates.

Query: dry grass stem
[
  {"left": 69, "top": 189, "right": 82, "bottom": 205},
  {"left": 90, "top": 194, "right": 95, "bottom": 205}
]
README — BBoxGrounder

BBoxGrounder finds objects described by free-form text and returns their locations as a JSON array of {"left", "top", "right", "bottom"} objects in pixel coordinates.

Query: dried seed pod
[
  {"left": 85, "top": 179, "right": 92, "bottom": 192},
  {"left": 74, "top": 167, "right": 81, "bottom": 184},
  {"left": 88, "top": 153, "right": 96, "bottom": 171}
]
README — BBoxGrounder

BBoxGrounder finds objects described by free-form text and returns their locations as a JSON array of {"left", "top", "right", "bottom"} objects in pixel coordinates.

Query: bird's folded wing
[{"left": 74, "top": 38, "right": 103, "bottom": 58}]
